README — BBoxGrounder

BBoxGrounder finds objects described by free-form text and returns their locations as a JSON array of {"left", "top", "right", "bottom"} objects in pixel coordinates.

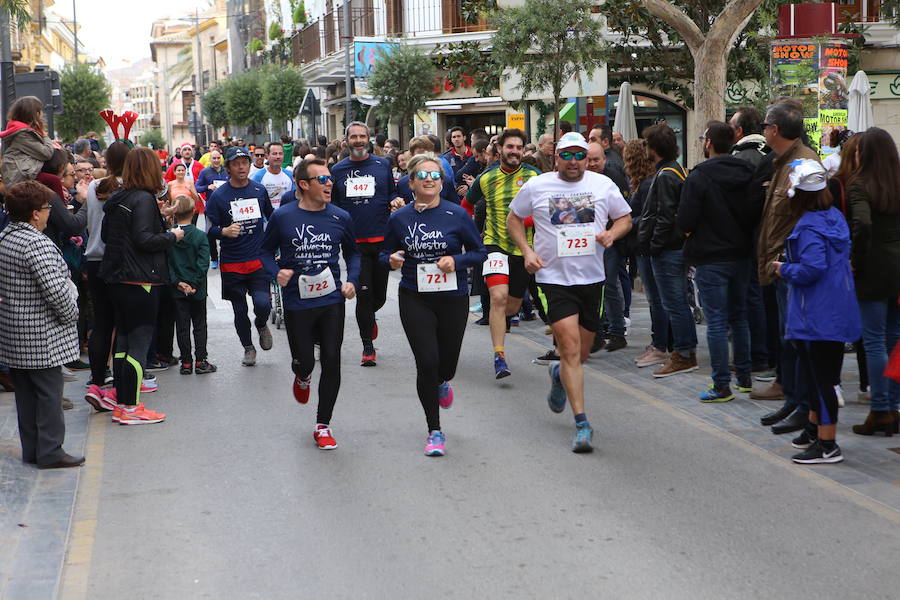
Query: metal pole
[
  {"left": 72, "top": 0, "right": 78, "bottom": 64},
  {"left": 194, "top": 9, "right": 205, "bottom": 147},
  {"left": 342, "top": 0, "right": 351, "bottom": 129},
  {"left": 0, "top": 8, "right": 14, "bottom": 131}
]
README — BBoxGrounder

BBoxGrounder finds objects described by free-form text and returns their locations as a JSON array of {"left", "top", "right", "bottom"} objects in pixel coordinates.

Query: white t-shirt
[
  {"left": 510, "top": 170, "right": 631, "bottom": 286},
  {"left": 249, "top": 164, "right": 265, "bottom": 178},
  {"left": 259, "top": 169, "right": 293, "bottom": 209}
]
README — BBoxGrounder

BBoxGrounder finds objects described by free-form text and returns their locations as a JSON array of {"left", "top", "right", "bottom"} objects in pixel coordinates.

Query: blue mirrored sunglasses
[
  {"left": 305, "top": 175, "right": 333, "bottom": 184},
  {"left": 415, "top": 170, "right": 442, "bottom": 181},
  {"left": 558, "top": 151, "right": 587, "bottom": 161}
]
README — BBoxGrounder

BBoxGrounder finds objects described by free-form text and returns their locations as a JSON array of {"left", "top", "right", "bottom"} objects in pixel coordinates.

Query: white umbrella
[
  {"left": 613, "top": 82, "right": 638, "bottom": 142},
  {"left": 847, "top": 71, "right": 875, "bottom": 134}
]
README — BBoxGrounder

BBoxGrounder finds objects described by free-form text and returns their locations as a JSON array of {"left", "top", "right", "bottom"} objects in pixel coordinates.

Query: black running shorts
[{"left": 541, "top": 282, "right": 604, "bottom": 333}]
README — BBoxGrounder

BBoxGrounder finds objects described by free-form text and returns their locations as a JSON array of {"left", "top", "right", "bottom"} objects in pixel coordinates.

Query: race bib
[
  {"left": 346, "top": 176, "right": 375, "bottom": 198},
  {"left": 482, "top": 251, "right": 509, "bottom": 275},
  {"left": 230, "top": 198, "right": 261, "bottom": 222},
  {"left": 416, "top": 263, "right": 457, "bottom": 292},
  {"left": 557, "top": 224, "right": 596, "bottom": 257},
  {"left": 298, "top": 268, "right": 336, "bottom": 299}
]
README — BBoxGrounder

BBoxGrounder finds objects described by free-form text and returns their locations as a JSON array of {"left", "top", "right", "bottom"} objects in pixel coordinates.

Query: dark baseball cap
[{"left": 225, "top": 147, "right": 251, "bottom": 163}]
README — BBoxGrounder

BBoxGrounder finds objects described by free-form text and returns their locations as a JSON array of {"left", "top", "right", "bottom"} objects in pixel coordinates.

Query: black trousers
[
  {"left": 174, "top": 297, "right": 208, "bottom": 363},
  {"left": 398, "top": 288, "right": 469, "bottom": 432},
  {"left": 794, "top": 340, "right": 844, "bottom": 426},
  {"left": 110, "top": 284, "right": 160, "bottom": 406},
  {"left": 284, "top": 303, "right": 345, "bottom": 425},
  {"left": 11, "top": 367, "right": 66, "bottom": 466},
  {"left": 85, "top": 261, "right": 116, "bottom": 385},
  {"left": 356, "top": 241, "right": 389, "bottom": 345}
]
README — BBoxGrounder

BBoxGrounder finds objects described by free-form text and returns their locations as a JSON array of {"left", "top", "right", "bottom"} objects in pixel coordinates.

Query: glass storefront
[{"left": 607, "top": 91, "right": 688, "bottom": 165}]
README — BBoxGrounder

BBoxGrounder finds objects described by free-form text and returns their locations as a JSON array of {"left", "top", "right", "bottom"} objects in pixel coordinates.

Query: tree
[
  {"left": 139, "top": 128, "right": 166, "bottom": 150},
  {"left": 490, "top": 0, "right": 606, "bottom": 142},
  {"left": 261, "top": 66, "right": 305, "bottom": 135},
  {"left": 223, "top": 70, "right": 265, "bottom": 128},
  {"left": 1, "top": 0, "right": 30, "bottom": 26},
  {"left": 203, "top": 82, "right": 229, "bottom": 132},
  {"left": 56, "top": 64, "right": 111, "bottom": 142},
  {"left": 367, "top": 43, "right": 437, "bottom": 141},
  {"left": 633, "top": 0, "right": 766, "bottom": 161}
]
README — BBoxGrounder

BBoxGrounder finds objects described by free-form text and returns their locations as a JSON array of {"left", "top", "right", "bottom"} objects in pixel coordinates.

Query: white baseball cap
[
  {"left": 556, "top": 132, "right": 589, "bottom": 152},
  {"left": 787, "top": 158, "right": 826, "bottom": 197}
]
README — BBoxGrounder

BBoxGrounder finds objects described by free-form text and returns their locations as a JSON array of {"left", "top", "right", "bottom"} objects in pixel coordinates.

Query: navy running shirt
[
  {"left": 330, "top": 154, "right": 396, "bottom": 242},
  {"left": 205, "top": 180, "right": 274, "bottom": 264},
  {"left": 379, "top": 200, "right": 486, "bottom": 297},
  {"left": 261, "top": 200, "right": 361, "bottom": 310}
]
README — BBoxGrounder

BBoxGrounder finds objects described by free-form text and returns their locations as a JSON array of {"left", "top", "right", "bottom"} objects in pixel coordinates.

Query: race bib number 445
[
  {"left": 230, "top": 198, "right": 261, "bottom": 222},
  {"left": 417, "top": 263, "right": 457, "bottom": 292},
  {"left": 299, "top": 268, "right": 336, "bottom": 299},
  {"left": 557, "top": 224, "right": 596, "bottom": 257},
  {"left": 346, "top": 176, "right": 375, "bottom": 198}
]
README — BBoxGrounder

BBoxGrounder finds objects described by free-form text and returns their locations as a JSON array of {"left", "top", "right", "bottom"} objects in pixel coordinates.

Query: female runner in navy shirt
[
  {"left": 262, "top": 158, "right": 361, "bottom": 451},
  {"left": 380, "top": 153, "right": 487, "bottom": 456}
]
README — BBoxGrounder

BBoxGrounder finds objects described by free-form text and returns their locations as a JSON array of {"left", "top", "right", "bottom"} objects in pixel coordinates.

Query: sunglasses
[
  {"left": 415, "top": 170, "right": 442, "bottom": 181},
  {"left": 253, "top": 153, "right": 265, "bottom": 157},
  {"left": 305, "top": 175, "right": 333, "bottom": 184},
  {"left": 558, "top": 151, "right": 587, "bottom": 161}
]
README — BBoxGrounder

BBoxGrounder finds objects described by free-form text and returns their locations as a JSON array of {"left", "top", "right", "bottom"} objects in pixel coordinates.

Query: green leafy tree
[
  {"left": 291, "top": 0, "right": 307, "bottom": 25},
  {"left": 56, "top": 64, "right": 111, "bottom": 142},
  {"left": 490, "top": 0, "right": 606, "bottom": 142},
  {"left": 223, "top": 70, "right": 265, "bottom": 128},
  {"left": 261, "top": 67, "right": 305, "bottom": 134},
  {"left": 203, "top": 82, "right": 229, "bottom": 132},
  {"left": 139, "top": 128, "right": 166, "bottom": 150},
  {"left": 367, "top": 43, "right": 437, "bottom": 141},
  {"left": 1, "top": 0, "right": 30, "bottom": 26},
  {"left": 432, "top": 40, "right": 499, "bottom": 98},
  {"left": 269, "top": 21, "right": 284, "bottom": 41}
]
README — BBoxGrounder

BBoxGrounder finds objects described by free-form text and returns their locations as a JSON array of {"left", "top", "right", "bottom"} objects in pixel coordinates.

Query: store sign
[
  {"left": 354, "top": 41, "right": 394, "bottom": 78},
  {"left": 868, "top": 73, "right": 900, "bottom": 100},
  {"left": 507, "top": 113, "right": 525, "bottom": 130}
]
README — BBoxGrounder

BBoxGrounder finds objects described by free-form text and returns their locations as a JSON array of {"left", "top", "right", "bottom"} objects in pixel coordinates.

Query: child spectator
[
  {"left": 167, "top": 195, "right": 216, "bottom": 375},
  {"left": 0, "top": 96, "right": 56, "bottom": 187}
]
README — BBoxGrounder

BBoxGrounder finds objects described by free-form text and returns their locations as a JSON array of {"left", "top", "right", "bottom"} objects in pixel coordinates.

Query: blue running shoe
[
  {"left": 699, "top": 385, "right": 735, "bottom": 403},
  {"left": 572, "top": 422, "right": 593, "bottom": 453},
  {"left": 494, "top": 352, "right": 511, "bottom": 379},
  {"left": 210, "top": 260, "right": 219, "bottom": 269},
  {"left": 425, "top": 430, "right": 446, "bottom": 456},
  {"left": 547, "top": 363, "right": 567, "bottom": 413}
]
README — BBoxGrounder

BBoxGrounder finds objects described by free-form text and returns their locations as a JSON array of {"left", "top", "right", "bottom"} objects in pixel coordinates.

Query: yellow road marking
[{"left": 58, "top": 415, "right": 106, "bottom": 600}]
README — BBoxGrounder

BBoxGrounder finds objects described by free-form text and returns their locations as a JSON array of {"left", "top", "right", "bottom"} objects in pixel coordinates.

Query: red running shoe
[
  {"left": 85, "top": 384, "right": 114, "bottom": 412},
  {"left": 313, "top": 425, "right": 337, "bottom": 450},
  {"left": 372, "top": 320, "right": 378, "bottom": 340},
  {"left": 293, "top": 376, "right": 311, "bottom": 404},
  {"left": 361, "top": 349, "right": 376, "bottom": 367}
]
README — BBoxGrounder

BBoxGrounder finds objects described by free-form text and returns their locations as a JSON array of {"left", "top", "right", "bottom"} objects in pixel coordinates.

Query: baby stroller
[
  {"left": 270, "top": 280, "right": 285, "bottom": 329},
  {"left": 687, "top": 266, "right": 704, "bottom": 325}
]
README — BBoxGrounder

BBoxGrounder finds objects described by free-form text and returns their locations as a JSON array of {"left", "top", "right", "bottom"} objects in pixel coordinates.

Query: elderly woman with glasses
[
  {"left": 0, "top": 180, "right": 84, "bottom": 469},
  {"left": 380, "top": 152, "right": 487, "bottom": 457}
]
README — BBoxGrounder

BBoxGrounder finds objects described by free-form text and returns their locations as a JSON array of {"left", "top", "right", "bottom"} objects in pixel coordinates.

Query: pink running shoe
[
  {"left": 438, "top": 381, "right": 453, "bottom": 409},
  {"left": 425, "top": 430, "right": 446, "bottom": 456},
  {"left": 85, "top": 385, "right": 112, "bottom": 412}
]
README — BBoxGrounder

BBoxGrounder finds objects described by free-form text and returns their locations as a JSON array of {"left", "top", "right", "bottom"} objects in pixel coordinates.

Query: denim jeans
[
  {"left": 637, "top": 255, "right": 669, "bottom": 351},
  {"left": 619, "top": 259, "right": 632, "bottom": 319},
  {"left": 746, "top": 258, "right": 770, "bottom": 369},
  {"left": 858, "top": 300, "right": 900, "bottom": 412},
  {"left": 600, "top": 245, "right": 626, "bottom": 337},
  {"left": 776, "top": 278, "right": 809, "bottom": 414},
  {"left": 651, "top": 249, "right": 697, "bottom": 356},
  {"left": 695, "top": 261, "right": 752, "bottom": 388}
]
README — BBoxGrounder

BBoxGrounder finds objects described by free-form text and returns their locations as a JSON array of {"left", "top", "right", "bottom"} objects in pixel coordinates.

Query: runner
[
  {"left": 261, "top": 158, "right": 360, "bottom": 450},
  {"left": 250, "top": 141, "right": 294, "bottom": 210},
  {"left": 330, "top": 121, "right": 402, "bottom": 367},
  {"left": 508, "top": 132, "right": 633, "bottom": 453},
  {"left": 205, "top": 146, "right": 275, "bottom": 366},
  {"left": 466, "top": 128, "right": 541, "bottom": 379},
  {"left": 380, "top": 153, "right": 487, "bottom": 456}
]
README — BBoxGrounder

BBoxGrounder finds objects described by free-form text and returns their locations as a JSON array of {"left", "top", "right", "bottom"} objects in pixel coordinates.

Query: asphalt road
[{"left": 58, "top": 272, "right": 900, "bottom": 599}]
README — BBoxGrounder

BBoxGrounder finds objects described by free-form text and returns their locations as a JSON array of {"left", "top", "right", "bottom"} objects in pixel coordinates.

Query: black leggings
[
  {"left": 794, "top": 340, "right": 844, "bottom": 427},
  {"left": 356, "top": 242, "right": 389, "bottom": 345},
  {"left": 174, "top": 297, "right": 208, "bottom": 362},
  {"left": 284, "top": 303, "right": 345, "bottom": 425},
  {"left": 85, "top": 261, "right": 116, "bottom": 385},
  {"left": 109, "top": 284, "right": 160, "bottom": 406},
  {"left": 399, "top": 288, "right": 469, "bottom": 432}
]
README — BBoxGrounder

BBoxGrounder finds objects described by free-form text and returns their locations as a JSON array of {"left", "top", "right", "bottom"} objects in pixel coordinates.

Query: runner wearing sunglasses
[
  {"left": 263, "top": 159, "right": 360, "bottom": 450},
  {"left": 380, "top": 154, "right": 486, "bottom": 456},
  {"left": 330, "top": 122, "right": 404, "bottom": 367},
  {"left": 508, "top": 132, "right": 633, "bottom": 453},
  {"left": 465, "top": 128, "right": 541, "bottom": 380}
]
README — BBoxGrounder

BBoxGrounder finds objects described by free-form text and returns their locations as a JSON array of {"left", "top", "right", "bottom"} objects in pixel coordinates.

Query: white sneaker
[{"left": 61, "top": 365, "right": 77, "bottom": 382}]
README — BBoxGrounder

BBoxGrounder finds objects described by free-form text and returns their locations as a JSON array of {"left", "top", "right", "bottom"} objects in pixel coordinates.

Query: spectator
[{"left": 0, "top": 96, "right": 56, "bottom": 186}]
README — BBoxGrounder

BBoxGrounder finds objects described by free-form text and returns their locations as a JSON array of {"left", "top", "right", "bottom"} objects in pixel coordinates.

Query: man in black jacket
[
  {"left": 637, "top": 124, "right": 697, "bottom": 377},
  {"left": 678, "top": 121, "right": 760, "bottom": 402}
]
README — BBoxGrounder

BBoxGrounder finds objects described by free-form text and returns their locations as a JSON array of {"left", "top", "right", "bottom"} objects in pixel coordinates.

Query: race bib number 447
[
  {"left": 346, "top": 176, "right": 375, "bottom": 198},
  {"left": 230, "top": 198, "right": 261, "bottom": 222},
  {"left": 557, "top": 224, "right": 596, "bottom": 257}
]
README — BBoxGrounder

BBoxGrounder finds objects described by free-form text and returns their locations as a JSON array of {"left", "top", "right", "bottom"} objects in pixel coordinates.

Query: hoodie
[
  {"left": 780, "top": 206, "right": 861, "bottom": 343},
  {"left": 0, "top": 121, "right": 55, "bottom": 187},
  {"left": 677, "top": 155, "right": 760, "bottom": 265}
]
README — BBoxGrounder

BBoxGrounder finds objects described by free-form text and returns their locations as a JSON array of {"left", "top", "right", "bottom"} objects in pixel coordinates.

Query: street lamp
[{"left": 152, "top": 66, "right": 173, "bottom": 152}]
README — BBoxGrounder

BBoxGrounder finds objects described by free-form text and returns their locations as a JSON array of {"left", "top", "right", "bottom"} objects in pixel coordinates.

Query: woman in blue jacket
[{"left": 772, "top": 159, "right": 861, "bottom": 464}]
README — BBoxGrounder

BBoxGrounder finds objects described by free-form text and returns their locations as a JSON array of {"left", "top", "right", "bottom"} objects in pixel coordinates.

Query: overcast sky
[{"left": 51, "top": 0, "right": 216, "bottom": 70}]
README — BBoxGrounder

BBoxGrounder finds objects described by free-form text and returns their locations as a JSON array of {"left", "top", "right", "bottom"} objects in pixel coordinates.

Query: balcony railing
[{"left": 291, "top": 0, "right": 492, "bottom": 66}]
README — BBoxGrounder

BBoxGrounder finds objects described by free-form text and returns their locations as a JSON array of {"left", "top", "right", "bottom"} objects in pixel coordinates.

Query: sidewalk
[
  {"left": 511, "top": 292, "right": 900, "bottom": 514},
  {"left": 0, "top": 379, "right": 90, "bottom": 599}
]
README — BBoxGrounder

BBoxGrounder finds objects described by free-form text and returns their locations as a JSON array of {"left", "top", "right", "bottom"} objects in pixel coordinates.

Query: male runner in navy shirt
[
  {"left": 205, "top": 147, "right": 275, "bottom": 366},
  {"left": 330, "top": 121, "right": 404, "bottom": 367}
]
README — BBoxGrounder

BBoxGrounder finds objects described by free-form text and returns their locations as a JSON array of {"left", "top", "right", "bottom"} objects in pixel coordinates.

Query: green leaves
[
  {"left": 1, "top": 0, "right": 31, "bottom": 27},
  {"left": 261, "top": 66, "right": 306, "bottom": 125},
  {"left": 432, "top": 40, "right": 499, "bottom": 98},
  {"left": 223, "top": 70, "right": 266, "bottom": 126},
  {"left": 56, "top": 64, "right": 111, "bottom": 142},
  {"left": 203, "top": 83, "right": 228, "bottom": 130},
  {"left": 139, "top": 128, "right": 166, "bottom": 151},
  {"left": 203, "top": 66, "right": 305, "bottom": 134},
  {"left": 367, "top": 43, "right": 437, "bottom": 133}
]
